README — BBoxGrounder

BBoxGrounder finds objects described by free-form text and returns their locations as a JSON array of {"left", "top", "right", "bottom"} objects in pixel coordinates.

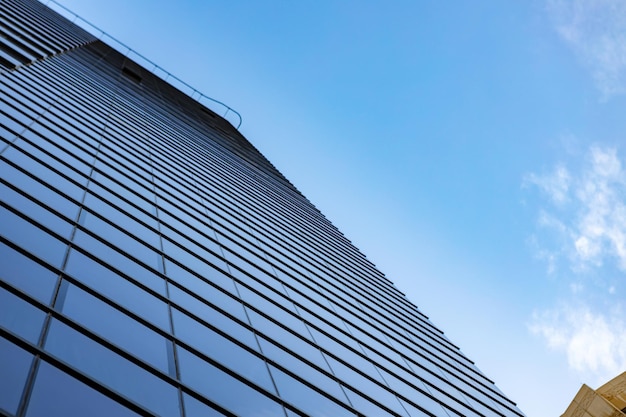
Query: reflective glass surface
[
  {"left": 44, "top": 319, "right": 180, "bottom": 417},
  {"left": 0, "top": 337, "right": 33, "bottom": 415},
  {"left": 0, "top": 240, "right": 58, "bottom": 304},
  {"left": 0, "top": 1, "right": 525, "bottom": 416},
  {"left": 26, "top": 361, "right": 141, "bottom": 417},
  {"left": 0, "top": 286, "right": 46, "bottom": 343}
]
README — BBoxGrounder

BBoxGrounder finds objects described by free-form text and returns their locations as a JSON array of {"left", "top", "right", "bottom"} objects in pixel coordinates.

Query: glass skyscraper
[{"left": 0, "top": 1, "right": 525, "bottom": 416}]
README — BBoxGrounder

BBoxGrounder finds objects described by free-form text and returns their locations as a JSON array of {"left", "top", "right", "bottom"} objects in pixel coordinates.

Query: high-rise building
[{"left": 0, "top": 1, "right": 525, "bottom": 416}]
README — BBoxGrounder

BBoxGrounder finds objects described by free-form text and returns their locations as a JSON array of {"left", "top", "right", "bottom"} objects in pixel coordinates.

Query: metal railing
[{"left": 43, "top": 0, "right": 243, "bottom": 129}]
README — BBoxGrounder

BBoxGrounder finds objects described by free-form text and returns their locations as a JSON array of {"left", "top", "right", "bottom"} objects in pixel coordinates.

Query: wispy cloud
[
  {"left": 526, "top": 144, "right": 626, "bottom": 378},
  {"left": 526, "top": 146, "right": 626, "bottom": 272},
  {"left": 530, "top": 304, "right": 626, "bottom": 379},
  {"left": 547, "top": 0, "right": 626, "bottom": 97},
  {"left": 524, "top": 165, "right": 571, "bottom": 205}
]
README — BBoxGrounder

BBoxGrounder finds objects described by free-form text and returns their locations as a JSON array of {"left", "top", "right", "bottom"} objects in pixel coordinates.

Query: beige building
[{"left": 562, "top": 373, "right": 626, "bottom": 417}]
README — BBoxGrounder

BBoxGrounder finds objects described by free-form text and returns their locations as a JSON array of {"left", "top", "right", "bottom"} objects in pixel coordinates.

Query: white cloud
[
  {"left": 547, "top": 0, "right": 626, "bottom": 97},
  {"left": 530, "top": 304, "right": 626, "bottom": 378},
  {"left": 574, "top": 146, "right": 626, "bottom": 270},
  {"left": 528, "top": 146, "right": 626, "bottom": 273},
  {"left": 527, "top": 145, "right": 626, "bottom": 379},
  {"left": 524, "top": 165, "right": 571, "bottom": 205}
]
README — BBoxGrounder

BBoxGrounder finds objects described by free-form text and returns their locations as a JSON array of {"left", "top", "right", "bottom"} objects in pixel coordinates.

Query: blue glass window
[
  {"left": 170, "top": 295, "right": 255, "bottom": 351},
  {"left": 64, "top": 249, "right": 169, "bottom": 330},
  {"left": 161, "top": 231, "right": 227, "bottom": 278},
  {"left": 182, "top": 394, "right": 227, "bottom": 417},
  {"left": 0, "top": 337, "right": 33, "bottom": 415},
  {"left": 25, "top": 360, "right": 141, "bottom": 417},
  {"left": 44, "top": 319, "right": 180, "bottom": 417},
  {"left": 0, "top": 287, "right": 45, "bottom": 343},
  {"left": 0, "top": 181, "right": 74, "bottom": 239},
  {"left": 72, "top": 230, "right": 165, "bottom": 295},
  {"left": 177, "top": 347, "right": 283, "bottom": 417},
  {"left": 172, "top": 309, "right": 274, "bottom": 393},
  {"left": 257, "top": 337, "right": 343, "bottom": 400},
  {"left": 0, "top": 160, "right": 79, "bottom": 220},
  {"left": 61, "top": 283, "right": 171, "bottom": 373},
  {"left": 165, "top": 259, "right": 237, "bottom": 300},
  {"left": 0, "top": 240, "right": 58, "bottom": 304},
  {"left": 268, "top": 365, "right": 355, "bottom": 417},
  {"left": 0, "top": 205, "right": 68, "bottom": 268}
]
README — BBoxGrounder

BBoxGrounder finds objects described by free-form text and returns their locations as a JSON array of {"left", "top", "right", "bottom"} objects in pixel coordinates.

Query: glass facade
[{"left": 0, "top": 1, "right": 525, "bottom": 416}]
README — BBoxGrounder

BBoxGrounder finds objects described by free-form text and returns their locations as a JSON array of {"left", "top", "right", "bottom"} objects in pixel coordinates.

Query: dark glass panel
[
  {"left": 0, "top": 286, "right": 45, "bottom": 343},
  {"left": 0, "top": 337, "right": 33, "bottom": 415},
  {"left": 0, "top": 241, "right": 58, "bottom": 304},
  {"left": 257, "top": 327, "right": 328, "bottom": 371},
  {"left": 62, "top": 283, "right": 170, "bottom": 372},
  {"left": 0, "top": 160, "right": 79, "bottom": 220},
  {"left": 165, "top": 258, "right": 237, "bottom": 300},
  {"left": 26, "top": 122, "right": 96, "bottom": 165},
  {"left": 44, "top": 319, "right": 180, "bottom": 417},
  {"left": 246, "top": 310, "right": 313, "bottom": 356},
  {"left": 268, "top": 365, "right": 355, "bottom": 417},
  {"left": 0, "top": 181, "right": 74, "bottom": 239},
  {"left": 398, "top": 397, "right": 450, "bottom": 417},
  {"left": 20, "top": 129, "right": 93, "bottom": 177},
  {"left": 238, "top": 286, "right": 307, "bottom": 338},
  {"left": 257, "top": 337, "right": 343, "bottom": 400},
  {"left": 0, "top": 205, "right": 68, "bottom": 268},
  {"left": 92, "top": 172, "right": 154, "bottom": 215},
  {"left": 178, "top": 347, "right": 283, "bottom": 417},
  {"left": 172, "top": 309, "right": 273, "bottom": 393},
  {"left": 342, "top": 384, "right": 405, "bottom": 417},
  {"left": 157, "top": 209, "right": 221, "bottom": 256},
  {"left": 169, "top": 291, "right": 255, "bottom": 350},
  {"left": 86, "top": 192, "right": 158, "bottom": 236},
  {"left": 182, "top": 394, "right": 226, "bottom": 417},
  {"left": 25, "top": 360, "right": 141, "bottom": 417},
  {"left": 86, "top": 182, "right": 153, "bottom": 226},
  {"left": 64, "top": 249, "right": 169, "bottom": 330},
  {"left": 161, "top": 230, "right": 227, "bottom": 278},
  {"left": 7, "top": 138, "right": 89, "bottom": 185},
  {"left": 326, "top": 356, "right": 405, "bottom": 415},
  {"left": 72, "top": 230, "right": 165, "bottom": 295}
]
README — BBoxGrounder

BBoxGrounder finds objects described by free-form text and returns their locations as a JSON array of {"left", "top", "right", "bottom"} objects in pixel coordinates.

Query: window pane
[
  {"left": 0, "top": 181, "right": 74, "bottom": 239},
  {"left": 161, "top": 232, "right": 227, "bottom": 278},
  {"left": 0, "top": 287, "right": 45, "bottom": 343},
  {"left": 257, "top": 337, "right": 343, "bottom": 401},
  {"left": 25, "top": 361, "right": 141, "bottom": 417},
  {"left": 0, "top": 337, "right": 33, "bottom": 415},
  {"left": 86, "top": 183, "right": 153, "bottom": 227},
  {"left": 165, "top": 258, "right": 236, "bottom": 299},
  {"left": 0, "top": 160, "right": 79, "bottom": 220},
  {"left": 80, "top": 208, "right": 160, "bottom": 268},
  {"left": 0, "top": 205, "right": 68, "bottom": 268},
  {"left": 170, "top": 285, "right": 258, "bottom": 349},
  {"left": 178, "top": 347, "right": 283, "bottom": 417},
  {"left": 268, "top": 365, "right": 355, "bottom": 417},
  {"left": 2, "top": 148, "right": 85, "bottom": 202},
  {"left": 172, "top": 309, "right": 273, "bottom": 393},
  {"left": 0, "top": 241, "right": 58, "bottom": 304},
  {"left": 326, "top": 356, "right": 405, "bottom": 415},
  {"left": 44, "top": 319, "right": 180, "bottom": 417},
  {"left": 72, "top": 230, "right": 165, "bottom": 295},
  {"left": 64, "top": 249, "right": 169, "bottom": 330},
  {"left": 183, "top": 394, "right": 227, "bottom": 417},
  {"left": 61, "top": 283, "right": 171, "bottom": 373}
]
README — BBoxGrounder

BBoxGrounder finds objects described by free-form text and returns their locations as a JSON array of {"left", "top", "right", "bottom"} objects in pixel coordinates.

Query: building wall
[
  {"left": 0, "top": 1, "right": 524, "bottom": 416},
  {"left": 561, "top": 373, "right": 626, "bottom": 417}
]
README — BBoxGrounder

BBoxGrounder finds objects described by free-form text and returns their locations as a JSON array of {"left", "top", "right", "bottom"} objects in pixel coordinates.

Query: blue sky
[{"left": 51, "top": 1, "right": 626, "bottom": 416}]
